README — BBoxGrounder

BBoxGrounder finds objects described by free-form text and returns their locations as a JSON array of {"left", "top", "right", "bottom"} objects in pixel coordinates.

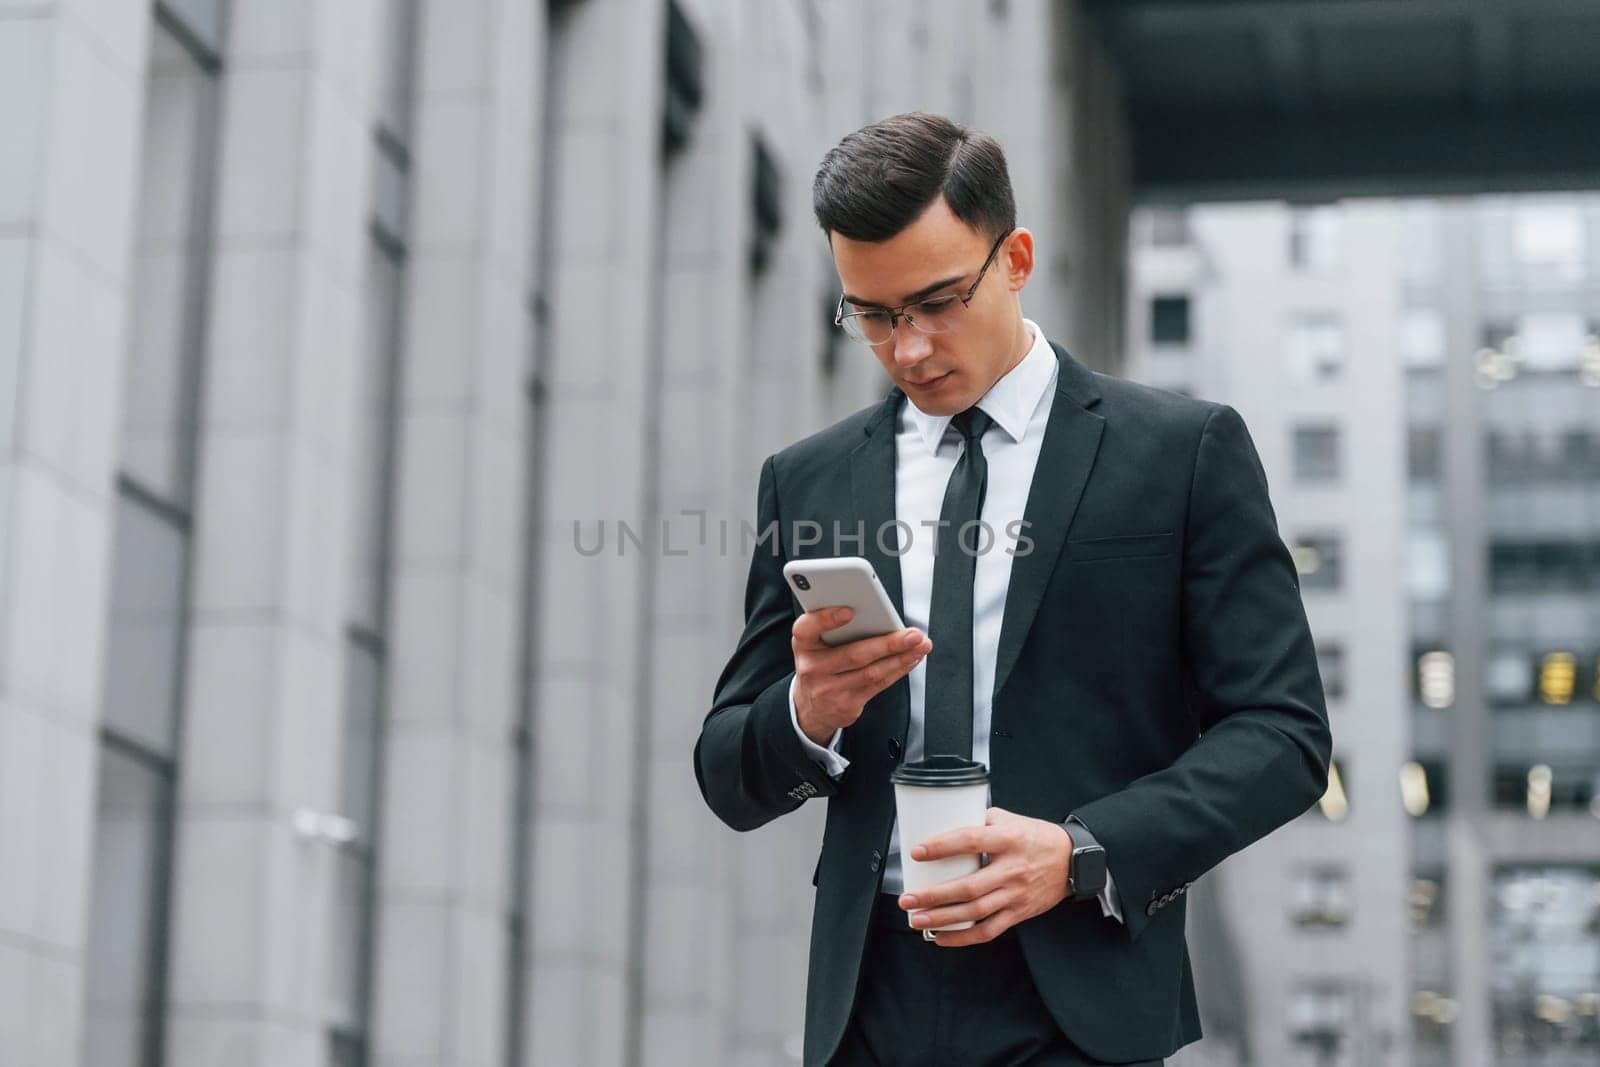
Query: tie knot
[{"left": 952, "top": 407, "right": 993, "bottom": 443}]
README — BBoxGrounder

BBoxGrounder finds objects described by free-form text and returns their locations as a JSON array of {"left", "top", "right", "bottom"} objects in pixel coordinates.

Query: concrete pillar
[
  {"left": 525, "top": 0, "right": 667, "bottom": 1063},
  {"left": 629, "top": 2, "right": 749, "bottom": 1061},
  {"left": 369, "top": 1, "right": 542, "bottom": 1065},
  {"left": 1438, "top": 200, "right": 1493, "bottom": 1067},
  {"left": 0, "top": 2, "right": 151, "bottom": 1064},
  {"left": 163, "top": 2, "right": 382, "bottom": 1063}
]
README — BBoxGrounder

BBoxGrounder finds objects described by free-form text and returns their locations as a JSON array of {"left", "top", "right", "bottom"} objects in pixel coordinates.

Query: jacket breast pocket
[{"left": 1066, "top": 531, "right": 1175, "bottom": 562}]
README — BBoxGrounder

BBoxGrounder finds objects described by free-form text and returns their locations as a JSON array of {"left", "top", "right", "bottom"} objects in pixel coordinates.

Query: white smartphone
[{"left": 782, "top": 556, "right": 906, "bottom": 647}]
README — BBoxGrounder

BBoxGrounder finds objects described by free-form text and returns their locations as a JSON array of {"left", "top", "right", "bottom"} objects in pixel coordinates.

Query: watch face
[{"left": 1073, "top": 846, "right": 1107, "bottom": 893}]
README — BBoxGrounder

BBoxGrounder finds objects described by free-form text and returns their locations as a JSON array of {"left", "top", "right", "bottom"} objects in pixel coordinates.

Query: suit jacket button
[
  {"left": 1145, "top": 901, "right": 1159, "bottom": 917},
  {"left": 869, "top": 850, "right": 882, "bottom": 873},
  {"left": 888, "top": 738, "right": 902, "bottom": 759}
]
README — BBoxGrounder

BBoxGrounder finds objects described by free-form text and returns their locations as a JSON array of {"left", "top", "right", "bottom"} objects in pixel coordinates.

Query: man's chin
[{"left": 901, "top": 372, "right": 967, "bottom": 413}]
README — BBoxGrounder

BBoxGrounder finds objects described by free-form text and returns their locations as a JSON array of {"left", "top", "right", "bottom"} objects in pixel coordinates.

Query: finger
[
  {"left": 820, "top": 627, "right": 928, "bottom": 672},
  {"left": 910, "top": 887, "right": 1011, "bottom": 934},
  {"left": 912, "top": 825, "right": 1009, "bottom": 862},
  {"left": 897, "top": 864, "right": 1008, "bottom": 911},
  {"left": 790, "top": 607, "right": 854, "bottom": 649},
  {"left": 832, "top": 643, "right": 930, "bottom": 697},
  {"left": 932, "top": 908, "right": 1014, "bottom": 948}
]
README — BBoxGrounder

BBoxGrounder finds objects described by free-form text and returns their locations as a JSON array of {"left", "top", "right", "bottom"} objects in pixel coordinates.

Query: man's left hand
[{"left": 897, "top": 807, "right": 1072, "bottom": 947}]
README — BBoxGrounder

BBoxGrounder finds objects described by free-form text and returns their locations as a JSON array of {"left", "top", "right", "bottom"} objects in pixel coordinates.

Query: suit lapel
[
  {"left": 849, "top": 387, "right": 910, "bottom": 743},
  {"left": 992, "top": 343, "right": 1104, "bottom": 704}
]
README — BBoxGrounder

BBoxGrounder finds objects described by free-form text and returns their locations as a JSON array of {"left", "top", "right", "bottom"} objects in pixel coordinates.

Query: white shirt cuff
[
  {"left": 1098, "top": 869, "right": 1125, "bottom": 924},
  {"left": 789, "top": 676, "right": 849, "bottom": 778}
]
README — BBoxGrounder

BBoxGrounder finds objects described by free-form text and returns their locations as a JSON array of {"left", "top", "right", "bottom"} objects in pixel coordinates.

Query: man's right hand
[{"left": 792, "top": 607, "right": 932, "bottom": 747}]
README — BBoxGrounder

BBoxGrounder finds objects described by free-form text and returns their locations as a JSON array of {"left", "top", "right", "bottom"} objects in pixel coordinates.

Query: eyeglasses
[{"left": 834, "top": 231, "right": 1010, "bottom": 347}]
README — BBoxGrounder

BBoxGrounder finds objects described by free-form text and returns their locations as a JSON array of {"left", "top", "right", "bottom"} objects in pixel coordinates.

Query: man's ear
[{"left": 1003, "top": 228, "right": 1035, "bottom": 291}]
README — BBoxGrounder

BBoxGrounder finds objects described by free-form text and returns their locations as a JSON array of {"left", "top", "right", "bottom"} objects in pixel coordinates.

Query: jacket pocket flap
[{"left": 1066, "top": 531, "right": 1175, "bottom": 562}]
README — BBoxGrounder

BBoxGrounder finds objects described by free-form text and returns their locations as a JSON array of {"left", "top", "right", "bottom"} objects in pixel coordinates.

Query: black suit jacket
[{"left": 694, "top": 343, "right": 1332, "bottom": 1065}]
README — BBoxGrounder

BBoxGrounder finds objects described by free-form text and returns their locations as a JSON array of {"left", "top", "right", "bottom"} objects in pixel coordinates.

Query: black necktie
[{"left": 923, "top": 407, "right": 993, "bottom": 761}]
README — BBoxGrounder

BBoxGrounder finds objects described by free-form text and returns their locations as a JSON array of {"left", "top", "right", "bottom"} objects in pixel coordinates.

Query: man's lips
[{"left": 905, "top": 371, "right": 951, "bottom": 387}]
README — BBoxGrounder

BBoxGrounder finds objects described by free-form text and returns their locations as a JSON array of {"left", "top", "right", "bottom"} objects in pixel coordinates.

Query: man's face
[{"left": 830, "top": 197, "right": 1033, "bottom": 416}]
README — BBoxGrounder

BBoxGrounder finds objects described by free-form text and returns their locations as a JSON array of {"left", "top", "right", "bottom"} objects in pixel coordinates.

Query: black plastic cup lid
[{"left": 889, "top": 755, "right": 990, "bottom": 786}]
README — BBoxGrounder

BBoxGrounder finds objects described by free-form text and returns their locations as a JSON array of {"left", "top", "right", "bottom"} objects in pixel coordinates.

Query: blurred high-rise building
[
  {"left": 1129, "top": 196, "right": 1600, "bottom": 1067},
  {"left": 1400, "top": 197, "right": 1600, "bottom": 1067},
  {"left": 1130, "top": 201, "right": 1412, "bottom": 1067}
]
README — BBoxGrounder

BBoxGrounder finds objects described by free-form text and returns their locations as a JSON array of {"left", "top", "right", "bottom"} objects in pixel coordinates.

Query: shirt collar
[{"left": 906, "top": 318, "right": 1057, "bottom": 457}]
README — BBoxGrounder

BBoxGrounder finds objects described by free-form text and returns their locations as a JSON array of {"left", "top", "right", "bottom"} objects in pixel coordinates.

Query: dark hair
[{"left": 812, "top": 112, "right": 1016, "bottom": 243}]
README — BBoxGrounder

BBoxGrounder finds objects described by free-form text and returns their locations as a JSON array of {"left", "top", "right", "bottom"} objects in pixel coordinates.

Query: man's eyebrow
[{"left": 842, "top": 273, "right": 965, "bottom": 309}]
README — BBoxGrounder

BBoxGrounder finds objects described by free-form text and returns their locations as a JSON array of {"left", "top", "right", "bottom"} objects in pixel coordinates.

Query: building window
[
  {"left": 1150, "top": 295, "right": 1191, "bottom": 346},
  {"left": 1290, "top": 865, "right": 1350, "bottom": 928},
  {"left": 1293, "top": 425, "right": 1340, "bottom": 483},
  {"left": 328, "top": 637, "right": 386, "bottom": 1061},
  {"left": 1407, "top": 529, "right": 1451, "bottom": 602},
  {"left": 1512, "top": 201, "right": 1585, "bottom": 282},
  {"left": 748, "top": 133, "right": 783, "bottom": 276},
  {"left": 1489, "top": 540, "right": 1600, "bottom": 593},
  {"left": 1561, "top": 429, "right": 1600, "bottom": 478},
  {"left": 1286, "top": 311, "right": 1344, "bottom": 381},
  {"left": 1411, "top": 988, "right": 1458, "bottom": 1050},
  {"left": 662, "top": 1, "right": 705, "bottom": 153},
  {"left": 1401, "top": 307, "right": 1447, "bottom": 369},
  {"left": 1408, "top": 875, "right": 1448, "bottom": 931},
  {"left": 1289, "top": 204, "right": 1342, "bottom": 271},
  {"left": 84, "top": 14, "right": 225, "bottom": 1065},
  {"left": 1293, "top": 533, "right": 1343, "bottom": 590},
  {"left": 159, "top": 0, "right": 227, "bottom": 57},
  {"left": 1486, "top": 648, "right": 1535, "bottom": 705},
  {"left": 327, "top": 3, "right": 418, "bottom": 1060},
  {"left": 1317, "top": 644, "right": 1346, "bottom": 701},
  {"left": 1516, "top": 312, "right": 1587, "bottom": 373},
  {"left": 1535, "top": 651, "right": 1580, "bottom": 706},
  {"left": 1477, "top": 319, "right": 1519, "bottom": 390},
  {"left": 1408, "top": 426, "right": 1442, "bottom": 483},
  {"left": 1493, "top": 764, "right": 1598, "bottom": 816},
  {"left": 1416, "top": 649, "right": 1456, "bottom": 709},
  {"left": 1490, "top": 866, "right": 1600, "bottom": 1056},
  {"left": 84, "top": 694, "right": 178, "bottom": 1067},
  {"left": 1401, "top": 759, "right": 1448, "bottom": 817},
  {"left": 1289, "top": 980, "right": 1351, "bottom": 1059},
  {"left": 1318, "top": 757, "right": 1350, "bottom": 821},
  {"left": 1148, "top": 206, "right": 1191, "bottom": 246}
]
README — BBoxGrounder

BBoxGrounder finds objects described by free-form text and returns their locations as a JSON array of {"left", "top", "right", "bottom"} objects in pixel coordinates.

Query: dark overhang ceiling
[{"left": 1084, "top": 0, "right": 1600, "bottom": 202}]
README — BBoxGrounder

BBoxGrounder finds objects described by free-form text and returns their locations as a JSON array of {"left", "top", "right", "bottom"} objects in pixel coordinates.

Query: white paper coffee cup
[{"left": 890, "top": 756, "right": 990, "bottom": 935}]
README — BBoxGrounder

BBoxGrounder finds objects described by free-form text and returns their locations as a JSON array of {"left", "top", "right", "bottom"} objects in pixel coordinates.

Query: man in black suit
[{"left": 694, "top": 113, "right": 1332, "bottom": 1066}]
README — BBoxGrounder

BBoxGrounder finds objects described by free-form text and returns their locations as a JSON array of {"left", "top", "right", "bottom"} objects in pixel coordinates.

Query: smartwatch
[{"left": 1064, "top": 817, "right": 1108, "bottom": 900}]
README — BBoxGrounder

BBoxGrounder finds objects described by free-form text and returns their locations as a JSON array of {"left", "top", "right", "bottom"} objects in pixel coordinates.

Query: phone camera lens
[{"left": 793, "top": 574, "right": 810, "bottom": 591}]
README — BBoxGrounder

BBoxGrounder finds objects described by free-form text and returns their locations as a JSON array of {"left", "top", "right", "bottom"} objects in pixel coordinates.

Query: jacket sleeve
[
  {"left": 1070, "top": 404, "right": 1333, "bottom": 940},
  {"left": 694, "top": 454, "right": 843, "bottom": 832}
]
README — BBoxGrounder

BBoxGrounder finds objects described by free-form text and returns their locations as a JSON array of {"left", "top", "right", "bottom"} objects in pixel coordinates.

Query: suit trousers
[{"left": 828, "top": 893, "right": 1165, "bottom": 1067}]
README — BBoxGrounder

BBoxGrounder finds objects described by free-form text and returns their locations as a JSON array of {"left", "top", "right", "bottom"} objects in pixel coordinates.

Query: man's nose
[{"left": 892, "top": 322, "right": 933, "bottom": 366}]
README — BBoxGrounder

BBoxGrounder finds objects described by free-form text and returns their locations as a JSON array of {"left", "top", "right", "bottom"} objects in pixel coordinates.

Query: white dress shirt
[{"left": 788, "top": 319, "right": 1122, "bottom": 921}]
